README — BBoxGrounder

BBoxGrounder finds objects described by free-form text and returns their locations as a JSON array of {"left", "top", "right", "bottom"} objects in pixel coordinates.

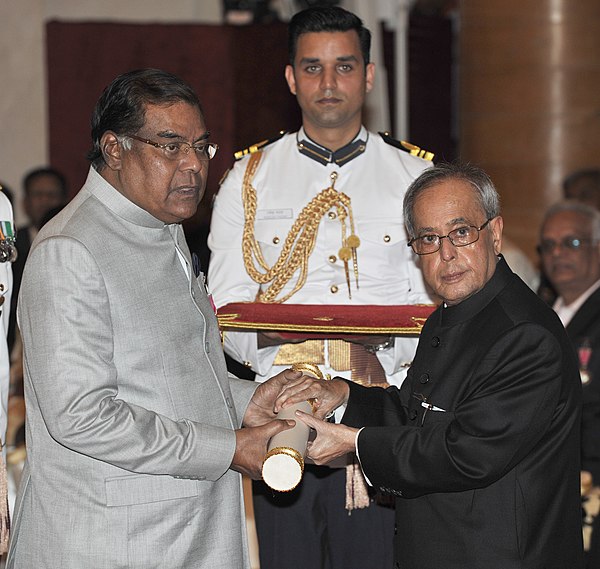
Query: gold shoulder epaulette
[
  {"left": 378, "top": 131, "right": 434, "bottom": 162},
  {"left": 234, "top": 130, "right": 287, "bottom": 161}
]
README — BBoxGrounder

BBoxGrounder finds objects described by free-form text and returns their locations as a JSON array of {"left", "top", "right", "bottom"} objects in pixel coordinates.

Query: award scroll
[{"left": 262, "top": 363, "right": 327, "bottom": 492}]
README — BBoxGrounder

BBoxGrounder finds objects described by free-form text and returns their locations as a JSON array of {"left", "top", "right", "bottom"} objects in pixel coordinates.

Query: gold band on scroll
[
  {"left": 262, "top": 446, "right": 305, "bottom": 492},
  {"left": 291, "top": 362, "right": 325, "bottom": 379}
]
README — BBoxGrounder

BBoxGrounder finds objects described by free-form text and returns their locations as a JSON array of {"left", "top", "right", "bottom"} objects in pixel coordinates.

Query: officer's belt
[{"left": 273, "top": 339, "right": 388, "bottom": 387}]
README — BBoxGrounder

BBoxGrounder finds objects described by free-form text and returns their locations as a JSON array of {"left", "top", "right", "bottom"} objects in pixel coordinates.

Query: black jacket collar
[
  {"left": 296, "top": 128, "right": 367, "bottom": 166},
  {"left": 437, "top": 255, "right": 512, "bottom": 327}
]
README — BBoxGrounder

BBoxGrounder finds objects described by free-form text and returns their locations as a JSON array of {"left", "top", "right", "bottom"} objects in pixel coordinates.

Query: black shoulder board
[
  {"left": 378, "top": 132, "right": 434, "bottom": 162},
  {"left": 234, "top": 130, "right": 287, "bottom": 161}
]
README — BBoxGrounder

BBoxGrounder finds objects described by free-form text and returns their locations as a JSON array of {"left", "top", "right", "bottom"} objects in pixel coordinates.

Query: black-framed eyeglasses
[
  {"left": 407, "top": 218, "right": 493, "bottom": 255},
  {"left": 537, "top": 236, "right": 593, "bottom": 255},
  {"left": 124, "top": 134, "right": 219, "bottom": 161}
]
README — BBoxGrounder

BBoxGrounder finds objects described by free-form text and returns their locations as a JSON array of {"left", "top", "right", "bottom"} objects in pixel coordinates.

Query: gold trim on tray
[{"left": 217, "top": 306, "right": 434, "bottom": 335}]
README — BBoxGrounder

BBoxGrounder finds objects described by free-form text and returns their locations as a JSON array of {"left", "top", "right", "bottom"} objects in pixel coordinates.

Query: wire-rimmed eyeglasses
[
  {"left": 407, "top": 218, "right": 493, "bottom": 255},
  {"left": 537, "top": 236, "right": 593, "bottom": 255},
  {"left": 125, "top": 134, "right": 219, "bottom": 161}
]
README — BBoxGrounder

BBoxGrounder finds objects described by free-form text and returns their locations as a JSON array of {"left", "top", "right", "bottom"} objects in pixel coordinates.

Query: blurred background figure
[
  {"left": 0, "top": 182, "right": 16, "bottom": 555},
  {"left": 538, "top": 200, "right": 600, "bottom": 567},
  {"left": 8, "top": 167, "right": 68, "bottom": 354}
]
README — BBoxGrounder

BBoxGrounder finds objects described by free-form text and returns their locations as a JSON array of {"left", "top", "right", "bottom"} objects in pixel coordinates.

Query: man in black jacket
[{"left": 277, "top": 162, "right": 584, "bottom": 568}]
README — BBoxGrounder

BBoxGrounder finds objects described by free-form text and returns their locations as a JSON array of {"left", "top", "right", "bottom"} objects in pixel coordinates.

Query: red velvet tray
[{"left": 217, "top": 303, "right": 436, "bottom": 337}]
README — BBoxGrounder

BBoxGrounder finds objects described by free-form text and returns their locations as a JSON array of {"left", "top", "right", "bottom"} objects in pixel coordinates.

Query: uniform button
[
  {"left": 243, "top": 360, "right": 252, "bottom": 367},
  {"left": 205, "top": 341, "right": 210, "bottom": 353},
  {"left": 0, "top": 284, "right": 4, "bottom": 291},
  {"left": 394, "top": 523, "right": 398, "bottom": 535},
  {"left": 328, "top": 255, "right": 337, "bottom": 263},
  {"left": 383, "top": 235, "right": 391, "bottom": 243},
  {"left": 272, "top": 236, "right": 280, "bottom": 245},
  {"left": 419, "top": 373, "right": 429, "bottom": 384},
  {"left": 330, "top": 285, "right": 339, "bottom": 294},
  {"left": 226, "top": 396, "right": 233, "bottom": 408},
  {"left": 328, "top": 211, "right": 337, "bottom": 220},
  {"left": 431, "top": 336, "right": 440, "bottom": 347},
  {"left": 409, "top": 409, "right": 418, "bottom": 420}
]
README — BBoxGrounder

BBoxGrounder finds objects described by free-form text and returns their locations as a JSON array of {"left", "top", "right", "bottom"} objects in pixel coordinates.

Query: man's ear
[
  {"left": 285, "top": 65, "right": 297, "bottom": 95},
  {"left": 100, "top": 131, "right": 123, "bottom": 171},
  {"left": 365, "top": 62, "right": 375, "bottom": 94},
  {"left": 490, "top": 215, "right": 504, "bottom": 256}
]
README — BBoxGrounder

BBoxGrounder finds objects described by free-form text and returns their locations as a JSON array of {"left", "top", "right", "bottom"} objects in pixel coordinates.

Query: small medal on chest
[{"left": 578, "top": 338, "right": 592, "bottom": 385}]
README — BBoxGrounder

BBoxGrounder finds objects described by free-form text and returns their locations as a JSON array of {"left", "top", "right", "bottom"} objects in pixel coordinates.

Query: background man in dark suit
[
  {"left": 539, "top": 200, "right": 600, "bottom": 567},
  {"left": 277, "top": 162, "right": 584, "bottom": 568},
  {"left": 9, "top": 167, "right": 68, "bottom": 352}
]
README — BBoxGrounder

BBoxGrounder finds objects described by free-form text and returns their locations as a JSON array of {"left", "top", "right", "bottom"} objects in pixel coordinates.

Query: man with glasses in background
[
  {"left": 7, "top": 68, "right": 305, "bottom": 569},
  {"left": 276, "top": 162, "right": 584, "bottom": 568},
  {"left": 539, "top": 201, "right": 600, "bottom": 567}
]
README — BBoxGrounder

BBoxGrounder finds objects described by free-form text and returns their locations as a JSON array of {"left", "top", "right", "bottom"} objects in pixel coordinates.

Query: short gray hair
[
  {"left": 542, "top": 200, "right": 600, "bottom": 242},
  {"left": 403, "top": 162, "right": 501, "bottom": 238}
]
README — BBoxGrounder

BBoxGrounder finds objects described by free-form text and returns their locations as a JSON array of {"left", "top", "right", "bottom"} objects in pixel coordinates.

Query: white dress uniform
[
  {"left": 208, "top": 127, "right": 434, "bottom": 569},
  {"left": 208, "top": 127, "right": 433, "bottom": 387}
]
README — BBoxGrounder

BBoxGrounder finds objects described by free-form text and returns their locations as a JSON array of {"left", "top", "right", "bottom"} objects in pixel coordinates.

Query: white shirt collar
[{"left": 553, "top": 279, "right": 600, "bottom": 327}]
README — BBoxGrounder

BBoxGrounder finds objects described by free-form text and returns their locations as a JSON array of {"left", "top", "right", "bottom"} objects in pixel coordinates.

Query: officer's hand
[{"left": 257, "top": 331, "right": 306, "bottom": 348}]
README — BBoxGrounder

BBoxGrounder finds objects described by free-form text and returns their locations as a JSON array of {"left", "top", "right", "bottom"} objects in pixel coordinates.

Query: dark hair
[
  {"left": 87, "top": 68, "right": 203, "bottom": 170},
  {"left": 403, "top": 162, "right": 501, "bottom": 238},
  {"left": 288, "top": 6, "right": 371, "bottom": 66},
  {"left": 22, "top": 167, "right": 68, "bottom": 199}
]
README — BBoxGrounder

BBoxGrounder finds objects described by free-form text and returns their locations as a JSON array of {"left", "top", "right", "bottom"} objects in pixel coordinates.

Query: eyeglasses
[
  {"left": 537, "top": 237, "right": 593, "bottom": 255},
  {"left": 125, "top": 134, "right": 218, "bottom": 161},
  {"left": 407, "top": 219, "right": 493, "bottom": 255}
]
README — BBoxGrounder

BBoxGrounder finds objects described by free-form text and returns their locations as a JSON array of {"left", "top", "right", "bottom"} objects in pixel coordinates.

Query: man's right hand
[{"left": 231, "top": 419, "right": 294, "bottom": 479}]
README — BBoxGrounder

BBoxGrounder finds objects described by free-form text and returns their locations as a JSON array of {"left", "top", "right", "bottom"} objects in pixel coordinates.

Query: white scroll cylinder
[{"left": 261, "top": 363, "right": 324, "bottom": 492}]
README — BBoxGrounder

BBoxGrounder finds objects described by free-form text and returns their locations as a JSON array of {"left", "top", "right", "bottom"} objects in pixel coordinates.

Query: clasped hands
[{"left": 233, "top": 368, "right": 358, "bottom": 479}]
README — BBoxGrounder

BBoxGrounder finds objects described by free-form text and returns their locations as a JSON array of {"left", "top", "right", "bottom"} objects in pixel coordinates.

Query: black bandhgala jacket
[{"left": 344, "top": 256, "right": 584, "bottom": 569}]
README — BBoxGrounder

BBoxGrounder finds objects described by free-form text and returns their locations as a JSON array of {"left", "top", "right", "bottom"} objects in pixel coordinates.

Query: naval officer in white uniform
[{"left": 208, "top": 6, "right": 433, "bottom": 569}]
